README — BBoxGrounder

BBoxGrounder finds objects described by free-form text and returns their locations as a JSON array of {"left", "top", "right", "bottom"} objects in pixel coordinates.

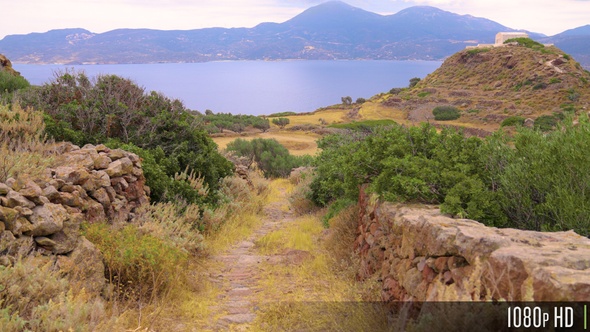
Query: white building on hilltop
[
  {"left": 466, "top": 32, "right": 530, "bottom": 49},
  {"left": 494, "top": 32, "right": 529, "bottom": 45}
]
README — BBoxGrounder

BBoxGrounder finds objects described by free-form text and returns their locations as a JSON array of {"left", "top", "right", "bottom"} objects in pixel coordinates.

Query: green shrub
[
  {"left": 417, "top": 91, "right": 430, "bottom": 98},
  {"left": 83, "top": 223, "right": 186, "bottom": 303},
  {"left": 309, "top": 118, "right": 590, "bottom": 236},
  {"left": 532, "top": 82, "right": 547, "bottom": 90},
  {"left": 534, "top": 115, "right": 558, "bottom": 131},
  {"left": 409, "top": 77, "right": 421, "bottom": 88},
  {"left": 432, "top": 106, "right": 461, "bottom": 121},
  {"left": 271, "top": 117, "right": 290, "bottom": 129},
  {"left": 500, "top": 116, "right": 525, "bottom": 127},
  {"left": 466, "top": 48, "right": 490, "bottom": 56},
  {"left": 328, "top": 119, "right": 396, "bottom": 130},
  {"left": 0, "top": 71, "right": 30, "bottom": 94},
  {"left": 226, "top": 138, "right": 312, "bottom": 178},
  {"left": 17, "top": 71, "right": 233, "bottom": 205},
  {"left": 504, "top": 37, "right": 545, "bottom": 50},
  {"left": 549, "top": 77, "right": 562, "bottom": 84},
  {"left": 268, "top": 111, "right": 297, "bottom": 117}
]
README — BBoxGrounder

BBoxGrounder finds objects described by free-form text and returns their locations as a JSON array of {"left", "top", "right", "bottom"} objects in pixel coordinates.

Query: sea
[{"left": 14, "top": 60, "right": 442, "bottom": 116}]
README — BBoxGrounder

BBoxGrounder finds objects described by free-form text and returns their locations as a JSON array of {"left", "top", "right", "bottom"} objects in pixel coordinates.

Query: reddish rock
[{"left": 434, "top": 257, "right": 449, "bottom": 273}]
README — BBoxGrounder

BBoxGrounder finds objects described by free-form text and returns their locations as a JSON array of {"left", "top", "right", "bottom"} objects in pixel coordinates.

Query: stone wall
[
  {"left": 355, "top": 187, "right": 590, "bottom": 302},
  {"left": 0, "top": 143, "right": 149, "bottom": 295}
]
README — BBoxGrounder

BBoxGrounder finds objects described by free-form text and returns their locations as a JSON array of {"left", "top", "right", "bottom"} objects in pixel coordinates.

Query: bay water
[{"left": 15, "top": 60, "right": 441, "bottom": 116}]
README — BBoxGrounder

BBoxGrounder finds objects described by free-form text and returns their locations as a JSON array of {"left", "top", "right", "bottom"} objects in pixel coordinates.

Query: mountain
[
  {"left": 542, "top": 25, "right": 590, "bottom": 68},
  {"left": 0, "top": 1, "right": 587, "bottom": 66}
]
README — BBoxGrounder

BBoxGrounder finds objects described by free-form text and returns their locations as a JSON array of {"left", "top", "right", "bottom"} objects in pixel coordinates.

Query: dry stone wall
[
  {"left": 355, "top": 187, "right": 590, "bottom": 302},
  {"left": 0, "top": 142, "right": 149, "bottom": 295}
]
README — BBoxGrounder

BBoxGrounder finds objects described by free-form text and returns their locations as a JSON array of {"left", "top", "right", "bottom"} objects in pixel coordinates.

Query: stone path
[{"left": 205, "top": 186, "right": 295, "bottom": 331}]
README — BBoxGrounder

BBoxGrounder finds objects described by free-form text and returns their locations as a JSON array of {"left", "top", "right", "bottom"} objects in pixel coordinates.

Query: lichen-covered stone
[
  {"left": 27, "top": 203, "right": 68, "bottom": 236},
  {"left": 106, "top": 157, "right": 133, "bottom": 178}
]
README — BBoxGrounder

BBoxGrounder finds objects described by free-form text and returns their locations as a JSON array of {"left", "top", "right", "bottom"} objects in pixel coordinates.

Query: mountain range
[{"left": 1, "top": 1, "right": 589, "bottom": 67}]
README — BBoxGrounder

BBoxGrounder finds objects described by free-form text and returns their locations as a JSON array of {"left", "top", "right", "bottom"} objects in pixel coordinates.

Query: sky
[{"left": 2, "top": 0, "right": 589, "bottom": 39}]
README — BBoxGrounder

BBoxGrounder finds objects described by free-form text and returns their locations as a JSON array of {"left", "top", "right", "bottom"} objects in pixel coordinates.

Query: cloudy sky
[{"left": 2, "top": 0, "right": 589, "bottom": 39}]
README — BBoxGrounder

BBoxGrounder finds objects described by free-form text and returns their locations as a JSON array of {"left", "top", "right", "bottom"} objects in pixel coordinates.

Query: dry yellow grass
[
  {"left": 274, "top": 108, "right": 350, "bottom": 126},
  {"left": 213, "top": 130, "right": 320, "bottom": 156}
]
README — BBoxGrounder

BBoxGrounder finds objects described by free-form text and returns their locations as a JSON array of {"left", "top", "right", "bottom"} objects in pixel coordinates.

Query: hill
[
  {"left": 262, "top": 41, "right": 590, "bottom": 139},
  {"left": 0, "top": 1, "right": 568, "bottom": 65}
]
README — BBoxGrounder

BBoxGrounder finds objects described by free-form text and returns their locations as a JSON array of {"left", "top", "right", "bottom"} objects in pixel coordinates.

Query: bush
[
  {"left": 271, "top": 117, "right": 290, "bottom": 129},
  {"left": 409, "top": 77, "right": 421, "bottom": 88},
  {"left": 17, "top": 71, "right": 233, "bottom": 205},
  {"left": 0, "top": 258, "right": 105, "bottom": 331},
  {"left": 309, "top": 118, "right": 590, "bottom": 236},
  {"left": 432, "top": 106, "right": 461, "bottom": 121},
  {"left": 83, "top": 223, "right": 187, "bottom": 303},
  {"left": 226, "top": 138, "right": 312, "bottom": 178},
  {"left": 534, "top": 115, "right": 558, "bottom": 131},
  {"left": 328, "top": 119, "right": 396, "bottom": 131},
  {"left": 500, "top": 116, "right": 525, "bottom": 127},
  {"left": 0, "top": 71, "right": 30, "bottom": 94},
  {"left": 504, "top": 37, "right": 545, "bottom": 50}
]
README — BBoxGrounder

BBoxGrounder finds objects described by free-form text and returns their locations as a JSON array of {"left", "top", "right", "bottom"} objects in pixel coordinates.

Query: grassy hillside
[{"left": 241, "top": 42, "right": 590, "bottom": 145}]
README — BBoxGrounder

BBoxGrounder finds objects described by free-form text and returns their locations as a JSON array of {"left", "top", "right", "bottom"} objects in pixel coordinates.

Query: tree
[
  {"left": 253, "top": 118, "right": 270, "bottom": 132},
  {"left": 272, "top": 117, "right": 290, "bottom": 129},
  {"left": 341, "top": 96, "right": 353, "bottom": 105},
  {"left": 409, "top": 77, "right": 421, "bottom": 88},
  {"left": 355, "top": 97, "right": 366, "bottom": 104}
]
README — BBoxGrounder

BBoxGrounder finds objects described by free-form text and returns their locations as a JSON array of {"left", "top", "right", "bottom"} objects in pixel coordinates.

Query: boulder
[
  {"left": 57, "top": 237, "right": 106, "bottom": 296},
  {"left": 0, "top": 182, "right": 10, "bottom": 195},
  {"left": 39, "top": 213, "right": 83, "bottom": 254},
  {"left": 54, "top": 166, "right": 90, "bottom": 185},
  {"left": 5, "top": 190, "right": 35, "bottom": 209},
  {"left": 107, "top": 149, "right": 127, "bottom": 161},
  {"left": 93, "top": 155, "right": 112, "bottom": 170},
  {"left": 26, "top": 203, "right": 68, "bottom": 236},
  {"left": 105, "top": 157, "right": 134, "bottom": 178}
]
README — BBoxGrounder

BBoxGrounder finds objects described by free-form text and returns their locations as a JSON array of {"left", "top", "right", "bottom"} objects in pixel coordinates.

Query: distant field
[{"left": 212, "top": 131, "right": 321, "bottom": 156}]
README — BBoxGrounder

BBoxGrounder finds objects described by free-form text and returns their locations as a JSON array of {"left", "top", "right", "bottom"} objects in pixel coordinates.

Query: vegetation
[
  {"left": 328, "top": 119, "right": 396, "bottom": 130},
  {"left": 0, "top": 71, "right": 30, "bottom": 95},
  {"left": 466, "top": 47, "right": 491, "bottom": 56},
  {"left": 500, "top": 116, "right": 525, "bottom": 127},
  {"left": 341, "top": 96, "right": 353, "bottom": 105},
  {"left": 271, "top": 117, "right": 290, "bottom": 129},
  {"left": 199, "top": 111, "right": 270, "bottom": 133},
  {"left": 225, "top": 138, "right": 312, "bottom": 178},
  {"left": 309, "top": 119, "right": 590, "bottom": 236},
  {"left": 409, "top": 77, "right": 421, "bottom": 88},
  {"left": 15, "top": 70, "right": 233, "bottom": 205},
  {"left": 267, "top": 111, "right": 297, "bottom": 117},
  {"left": 504, "top": 37, "right": 546, "bottom": 51},
  {"left": 432, "top": 105, "right": 461, "bottom": 121}
]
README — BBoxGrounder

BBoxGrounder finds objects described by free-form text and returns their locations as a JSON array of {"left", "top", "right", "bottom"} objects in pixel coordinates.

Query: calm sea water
[{"left": 14, "top": 61, "right": 441, "bottom": 116}]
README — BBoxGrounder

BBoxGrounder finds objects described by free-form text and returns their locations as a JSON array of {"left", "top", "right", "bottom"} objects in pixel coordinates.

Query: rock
[
  {"left": 93, "top": 155, "right": 112, "bottom": 170},
  {"left": 92, "top": 170, "right": 111, "bottom": 188},
  {"left": 35, "top": 236, "right": 58, "bottom": 248},
  {"left": 0, "top": 183, "right": 10, "bottom": 195},
  {"left": 0, "top": 206, "right": 18, "bottom": 225},
  {"left": 111, "top": 177, "right": 129, "bottom": 193},
  {"left": 60, "top": 149, "right": 98, "bottom": 169},
  {"left": 43, "top": 185, "right": 61, "bottom": 202},
  {"left": 85, "top": 199, "right": 106, "bottom": 223},
  {"left": 56, "top": 237, "right": 105, "bottom": 296},
  {"left": 43, "top": 213, "right": 83, "bottom": 254},
  {"left": 95, "top": 144, "right": 108, "bottom": 152},
  {"left": 54, "top": 166, "right": 90, "bottom": 185},
  {"left": 106, "top": 157, "right": 133, "bottom": 178},
  {"left": 90, "top": 188, "right": 111, "bottom": 207},
  {"left": 59, "top": 192, "right": 83, "bottom": 207},
  {"left": 17, "top": 179, "right": 43, "bottom": 201},
  {"left": 5, "top": 178, "right": 16, "bottom": 189},
  {"left": 5, "top": 190, "right": 35, "bottom": 209},
  {"left": 524, "top": 118, "right": 534, "bottom": 128},
  {"left": 27, "top": 203, "right": 68, "bottom": 236},
  {"left": 107, "top": 149, "right": 127, "bottom": 161}
]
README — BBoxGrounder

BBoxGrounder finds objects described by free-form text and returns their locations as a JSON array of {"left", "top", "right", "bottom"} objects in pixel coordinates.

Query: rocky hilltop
[
  {"left": 0, "top": 54, "right": 20, "bottom": 76},
  {"left": 377, "top": 42, "right": 590, "bottom": 134}
]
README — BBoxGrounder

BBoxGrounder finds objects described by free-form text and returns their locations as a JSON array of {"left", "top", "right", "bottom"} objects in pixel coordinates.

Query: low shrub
[
  {"left": 534, "top": 115, "right": 558, "bottom": 131},
  {"left": 83, "top": 223, "right": 187, "bottom": 304},
  {"left": 226, "top": 138, "right": 312, "bottom": 178},
  {"left": 433, "top": 106, "right": 461, "bottom": 121},
  {"left": 0, "top": 71, "right": 30, "bottom": 94},
  {"left": 328, "top": 119, "right": 396, "bottom": 130},
  {"left": 0, "top": 258, "right": 105, "bottom": 331},
  {"left": 500, "top": 116, "right": 525, "bottom": 127}
]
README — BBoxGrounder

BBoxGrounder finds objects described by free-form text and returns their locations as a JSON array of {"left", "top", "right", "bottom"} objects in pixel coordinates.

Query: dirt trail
[{"left": 203, "top": 183, "right": 296, "bottom": 331}]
